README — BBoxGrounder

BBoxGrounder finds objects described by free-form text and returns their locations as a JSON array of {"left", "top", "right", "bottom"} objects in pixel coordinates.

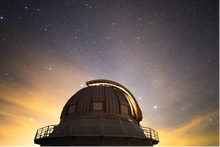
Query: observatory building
[{"left": 34, "top": 79, "right": 159, "bottom": 146}]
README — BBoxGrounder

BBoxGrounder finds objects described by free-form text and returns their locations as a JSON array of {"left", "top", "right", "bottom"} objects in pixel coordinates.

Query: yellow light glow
[{"left": 88, "top": 82, "right": 139, "bottom": 120}]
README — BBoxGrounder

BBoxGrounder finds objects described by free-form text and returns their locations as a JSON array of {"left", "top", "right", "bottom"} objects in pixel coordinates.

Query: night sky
[{"left": 0, "top": 0, "right": 219, "bottom": 146}]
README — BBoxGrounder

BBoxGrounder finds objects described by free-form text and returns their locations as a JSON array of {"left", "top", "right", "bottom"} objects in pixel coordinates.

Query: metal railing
[
  {"left": 141, "top": 126, "right": 159, "bottom": 143},
  {"left": 35, "top": 124, "right": 159, "bottom": 144},
  {"left": 35, "top": 125, "right": 56, "bottom": 140}
]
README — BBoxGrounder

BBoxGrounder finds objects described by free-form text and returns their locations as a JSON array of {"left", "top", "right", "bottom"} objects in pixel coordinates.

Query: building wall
[{"left": 40, "top": 136, "right": 153, "bottom": 146}]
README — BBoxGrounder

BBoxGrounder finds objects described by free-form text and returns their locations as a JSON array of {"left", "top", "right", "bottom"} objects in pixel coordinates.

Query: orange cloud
[{"left": 155, "top": 110, "right": 219, "bottom": 146}]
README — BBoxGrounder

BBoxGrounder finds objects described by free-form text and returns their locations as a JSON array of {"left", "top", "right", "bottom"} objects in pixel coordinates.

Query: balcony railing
[
  {"left": 35, "top": 124, "right": 159, "bottom": 144},
  {"left": 140, "top": 126, "right": 159, "bottom": 143},
  {"left": 35, "top": 125, "right": 56, "bottom": 140}
]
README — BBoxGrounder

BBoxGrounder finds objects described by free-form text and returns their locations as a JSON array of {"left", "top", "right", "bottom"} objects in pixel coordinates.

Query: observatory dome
[
  {"left": 34, "top": 79, "right": 159, "bottom": 146},
  {"left": 60, "top": 79, "right": 143, "bottom": 124}
]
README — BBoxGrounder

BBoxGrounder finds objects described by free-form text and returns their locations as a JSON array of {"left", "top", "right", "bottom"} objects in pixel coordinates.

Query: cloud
[{"left": 156, "top": 110, "right": 219, "bottom": 146}]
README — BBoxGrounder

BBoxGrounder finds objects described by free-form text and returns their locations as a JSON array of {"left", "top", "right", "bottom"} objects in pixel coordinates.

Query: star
[{"left": 0, "top": 0, "right": 218, "bottom": 146}]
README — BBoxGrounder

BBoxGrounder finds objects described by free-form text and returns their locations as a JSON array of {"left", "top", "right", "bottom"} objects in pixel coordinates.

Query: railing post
[
  {"left": 34, "top": 129, "right": 39, "bottom": 140},
  {"left": 150, "top": 128, "right": 152, "bottom": 141},
  {"left": 40, "top": 128, "right": 43, "bottom": 138},
  {"left": 46, "top": 125, "right": 49, "bottom": 137}
]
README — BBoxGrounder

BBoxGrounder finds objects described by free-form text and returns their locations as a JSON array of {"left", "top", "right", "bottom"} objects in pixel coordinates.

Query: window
[
  {"left": 121, "top": 105, "right": 128, "bottom": 114},
  {"left": 93, "top": 102, "right": 103, "bottom": 110},
  {"left": 68, "top": 104, "right": 76, "bottom": 113}
]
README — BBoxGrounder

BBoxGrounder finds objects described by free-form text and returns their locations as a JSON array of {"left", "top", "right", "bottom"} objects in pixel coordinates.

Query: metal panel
[
  {"left": 127, "top": 138, "right": 146, "bottom": 146},
  {"left": 93, "top": 102, "right": 103, "bottom": 110},
  {"left": 103, "top": 137, "right": 128, "bottom": 146},
  {"left": 92, "top": 86, "right": 105, "bottom": 100},
  {"left": 68, "top": 104, "right": 75, "bottom": 113},
  {"left": 60, "top": 83, "right": 139, "bottom": 121}
]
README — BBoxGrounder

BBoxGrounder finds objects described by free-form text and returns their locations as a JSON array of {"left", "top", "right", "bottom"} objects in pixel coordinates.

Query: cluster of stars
[{"left": 0, "top": 0, "right": 218, "bottom": 146}]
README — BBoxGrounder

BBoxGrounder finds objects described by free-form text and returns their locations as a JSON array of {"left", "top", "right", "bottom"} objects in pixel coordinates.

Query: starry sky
[{"left": 0, "top": 0, "right": 219, "bottom": 146}]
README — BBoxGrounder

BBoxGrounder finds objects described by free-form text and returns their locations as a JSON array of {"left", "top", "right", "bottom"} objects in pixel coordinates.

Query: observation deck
[{"left": 34, "top": 121, "right": 159, "bottom": 145}]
